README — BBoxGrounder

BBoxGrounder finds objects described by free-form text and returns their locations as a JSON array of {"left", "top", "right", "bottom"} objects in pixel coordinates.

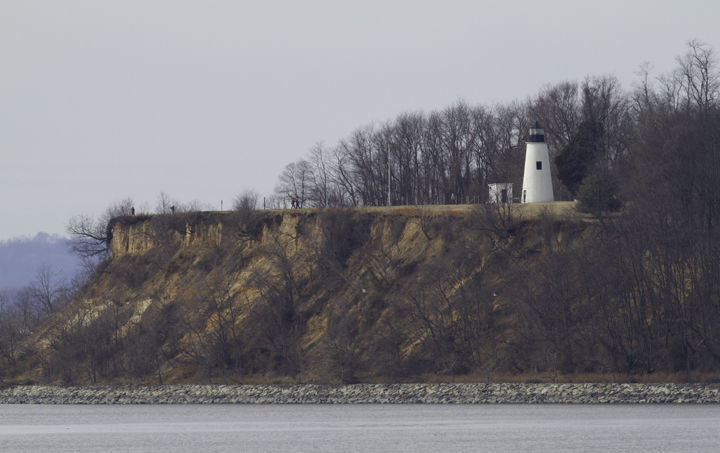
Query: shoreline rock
[{"left": 1, "top": 383, "right": 719, "bottom": 404}]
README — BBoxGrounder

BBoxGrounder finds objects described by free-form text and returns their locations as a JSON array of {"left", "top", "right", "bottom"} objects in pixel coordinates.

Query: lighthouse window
[{"left": 536, "top": 161, "right": 542, "bottom": 170}]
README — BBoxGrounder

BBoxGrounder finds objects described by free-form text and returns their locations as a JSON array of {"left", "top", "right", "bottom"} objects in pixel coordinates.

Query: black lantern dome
[{"left": 528, "top": 121, "right": 545, "bottom": 143}]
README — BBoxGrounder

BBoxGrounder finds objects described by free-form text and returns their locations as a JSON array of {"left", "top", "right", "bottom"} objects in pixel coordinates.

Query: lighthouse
[{"left": 521, "top": 122, "right": 554, "bottom": 203}]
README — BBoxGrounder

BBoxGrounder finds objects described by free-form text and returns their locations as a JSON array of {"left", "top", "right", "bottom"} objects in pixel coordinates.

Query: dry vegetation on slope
[{"left": 4, "top": 201, "right": 719, "bottom": 386}]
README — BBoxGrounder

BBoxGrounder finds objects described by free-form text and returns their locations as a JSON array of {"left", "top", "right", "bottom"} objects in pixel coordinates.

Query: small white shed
[{"left": 488, "top": 183, "right": 513, "bottom": 204}]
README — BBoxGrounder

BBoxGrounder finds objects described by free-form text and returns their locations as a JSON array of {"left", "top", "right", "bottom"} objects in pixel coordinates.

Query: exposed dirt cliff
[{"left": 9, "top": 202, "right": 719, "bottom": 385}]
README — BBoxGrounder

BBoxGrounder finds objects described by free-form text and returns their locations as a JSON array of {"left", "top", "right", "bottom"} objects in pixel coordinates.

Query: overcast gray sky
[{"left": 1, "top": 0, "right": 718, "bottom": 241}]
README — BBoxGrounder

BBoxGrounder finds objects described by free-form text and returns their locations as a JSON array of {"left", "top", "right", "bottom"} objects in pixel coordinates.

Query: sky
[{"left": 1, "top": 0, "right": 718, "bottom": 241}]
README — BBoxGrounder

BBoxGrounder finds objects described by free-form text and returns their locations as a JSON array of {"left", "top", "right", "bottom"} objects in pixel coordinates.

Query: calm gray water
[{"left": 0, "top": 404, "right": 718, "bottom": 452}]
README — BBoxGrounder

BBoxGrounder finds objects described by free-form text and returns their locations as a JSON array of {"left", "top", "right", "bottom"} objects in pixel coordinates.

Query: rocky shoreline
[{"left": 1, "top": 383, "right": 719, "bottom": 404}]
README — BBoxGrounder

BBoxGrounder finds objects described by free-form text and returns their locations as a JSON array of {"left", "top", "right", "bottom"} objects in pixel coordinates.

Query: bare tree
[
  {"left": 412, "top": 205, "right": 436, "bottom": 240},
  {"left": 306, "top": 142, "right": 334, "bottom": 207},
  {"left": 0, "top": 292, "right": 26, "bottom": 369},
  {"left": 675, "top": 39, "right": 719, "bottom": 111},
  {"left": 66, "top": 197, "right": 134, "bottom": 259},
  {"left": 249, "top": 233, "right": 309, "bottom": 376},
  {"left": 318, "top": 295, "right": 364, "bottom": 384},
  {"left": 181, "top": 275, "right": 247, "bottom": 382},
  {"left": 274, "top": 159, "right": 313, "bottom": 208},
  {"left": 180, "top": 199, "right": 212, "bottom": 212},
  {"left": 529, "top": 81, "right": 581, "bottom": 151},
  {"left": 233, "top": 189, "right": 260, "bottom": 212},
  {"left": 155, "top": 191, "right": 179, "bottom": 214},
  {"left": 229, "top": 189, "right": 262, "bottom": 240},
  {"left": 27, "top": 264, "right": 71, "bottom": 316}
]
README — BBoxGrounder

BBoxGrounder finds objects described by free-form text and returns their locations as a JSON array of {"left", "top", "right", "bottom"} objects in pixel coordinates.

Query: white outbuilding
[
  {"left": 488, "top": 183, "right": 513, "bottom": 203},
  {"left": 521, "top": 122, "right": 554, "bottom": 203}
]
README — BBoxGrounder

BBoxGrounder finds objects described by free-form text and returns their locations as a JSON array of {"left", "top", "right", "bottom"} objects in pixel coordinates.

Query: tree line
[
  {"left": 273, "top": 76, "right": 633, "bottom": 207},
  {"left": 272, "top": 40, "right": 716, "bottom": 214}
]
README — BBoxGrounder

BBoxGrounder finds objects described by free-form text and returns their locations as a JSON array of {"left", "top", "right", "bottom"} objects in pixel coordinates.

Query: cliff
[{"left": 7, "top": 202, "right": 719, "bottom": 385}]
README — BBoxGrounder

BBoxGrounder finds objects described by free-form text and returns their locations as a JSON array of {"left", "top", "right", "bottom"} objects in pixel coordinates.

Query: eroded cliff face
[
  {"left": 16, "top": 203, "right": 601, "bottom": 385},
  {"left": 110, "top": 213, "right": 228, "bottom": 255}
]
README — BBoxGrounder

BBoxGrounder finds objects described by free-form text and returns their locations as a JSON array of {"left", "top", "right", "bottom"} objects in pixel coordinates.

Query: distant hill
[{"left": 0, "top": 233, "right": 79, "bottom": 291}]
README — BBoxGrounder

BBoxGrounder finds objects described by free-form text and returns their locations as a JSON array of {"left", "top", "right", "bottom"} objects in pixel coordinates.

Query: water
[{"left": 1, "top": 404, "right": 718, "bottom": 452}]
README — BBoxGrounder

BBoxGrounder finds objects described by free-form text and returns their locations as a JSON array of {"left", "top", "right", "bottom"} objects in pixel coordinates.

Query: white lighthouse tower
[{"left": 521, "top": 122, "right": 554, "bottom": 203}]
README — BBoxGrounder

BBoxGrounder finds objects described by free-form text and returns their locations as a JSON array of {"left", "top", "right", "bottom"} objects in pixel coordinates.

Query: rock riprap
[{"left": 1, "top": 383, "right": 719, "bottom": 404}]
